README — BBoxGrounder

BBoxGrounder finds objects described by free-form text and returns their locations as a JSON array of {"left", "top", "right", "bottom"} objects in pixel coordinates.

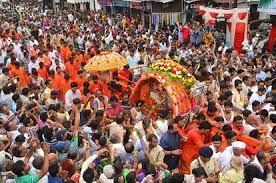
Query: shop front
[{"left": 151, "top": 0, "right": 184, "bottom": 30}]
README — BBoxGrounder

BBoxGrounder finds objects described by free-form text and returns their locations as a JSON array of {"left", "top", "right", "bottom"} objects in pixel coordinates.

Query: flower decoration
[
  {"left": 149, "top": 59, "right": 196, "bottom": 89},
  {"left": 84, "top": 52, "right": 127, "bottom": 72}
]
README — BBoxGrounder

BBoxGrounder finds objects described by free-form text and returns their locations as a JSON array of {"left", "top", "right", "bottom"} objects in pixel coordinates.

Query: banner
[
  {"left": 258, "top": 0, "right": 276, "bottom": 14},
  {"left": 112, "top": 0, "right": 128, "bottom": 7},
  {"left": 97, "top": 0, "right": 112, "bottom": 6},
  {"left": 130, "top": 2, "right": 143, "bottom": 9}
]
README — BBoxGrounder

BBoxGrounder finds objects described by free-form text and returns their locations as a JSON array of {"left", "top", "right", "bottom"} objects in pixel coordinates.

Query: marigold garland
[{"left": 149, "top": 59, "right": 196, "bottom": 89}]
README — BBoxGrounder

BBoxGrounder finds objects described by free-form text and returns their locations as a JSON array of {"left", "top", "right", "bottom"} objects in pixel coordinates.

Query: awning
[
  {"left": 184, "top": 0, "right": 201, "bottom": 3},
  {"left": 67, "top": 0, "right": 91, "bottom": 3},
  {"left": 211, "top": 0, "right": 233, "bottom": 3},
  {"left": 123, "top": 0, "right": 141, "bottom": 2},
  {"left": 152, "top": 0, "right": 174, "bottom": 3}
]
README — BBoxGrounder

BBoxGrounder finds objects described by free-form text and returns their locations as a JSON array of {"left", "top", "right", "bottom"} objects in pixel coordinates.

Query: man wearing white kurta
[
  {"left": 217, "top": 141, "right": 249, "bottom": 172},
  {"left": 65, "top": 82, "right": 82, "bottom": 111}
]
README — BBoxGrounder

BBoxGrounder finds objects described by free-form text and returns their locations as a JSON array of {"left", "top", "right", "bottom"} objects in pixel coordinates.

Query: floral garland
[{"left": 149, "top": 59, "right": 196, "bottom": 89}]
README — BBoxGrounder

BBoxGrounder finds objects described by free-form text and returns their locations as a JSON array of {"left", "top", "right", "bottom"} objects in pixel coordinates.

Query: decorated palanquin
[{"left": 130, "top": 59, "right": 196, "bottom": 117}]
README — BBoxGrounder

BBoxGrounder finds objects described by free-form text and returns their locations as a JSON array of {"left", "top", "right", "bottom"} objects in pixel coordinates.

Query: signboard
[
  {"left": 113, "top": 0, "right": 128, "bottom": 7},
  {"left": 130, "top": 2, "right": 143, "bottom": 9},
  {"left": 97, "top": 0, "right": 112, "bottom": 6},
  {"left": 258, "top": 0, "right": 276, "bottom": 14}
]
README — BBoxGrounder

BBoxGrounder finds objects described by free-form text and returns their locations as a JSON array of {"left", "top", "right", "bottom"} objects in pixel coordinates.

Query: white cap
[{"left": 232, "top": 141, "right": 246, "bottom": 149}]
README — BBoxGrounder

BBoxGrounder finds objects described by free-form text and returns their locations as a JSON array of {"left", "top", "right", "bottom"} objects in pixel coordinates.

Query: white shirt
[
  {"left": 159, "top": 42, "right": 167, "bottom": 52},
  {"left": 49, "top": 63, "right": 65, "bottom": 72},
  {"left": 104, "top": 31, "right": 113, "bottom": 45},
  {"left": 243, "top": 120, "right": 255, "bottom": 135},
  {"left": 247, "top": 92, "right": 266, "bottom": 110},
  {"left": 65, "top": 89, "right": 82, "bottom": 111},
  {"left": 127, "top": 55, "right": 139, "bottom": 69},
  {"left": 45, "top": 98, "right": 59, "bottom": 108},
  {"left": 217, "top": 146, "right": 249, "bottom": 172},
  {"left": 221, "top": 110, "right": 234, "bottom": 124},
  {"left": 17, "top": 51, "right": 24, "bottom": 62},
  {"left": 133, "top": 121, "right": 160, "bottom": 144},
  {"left": 242, "top": 83, "right": 251, "bottom": 97},
  {"left": 77, "top": 36, "right": 84, "bottom": 49},
  {"left": 68, "top": 14, "right": 74, "bottom": 22},
  {"left": 29, "top": 167, "right": 48, "bottom": 183},
  {"left": 132, "top": 121, "right": 146, "bottom": 143},
  {"left": 49, "top": 51, "right": 56, "bottom": 62},
  {"left": 251, "top": 156, "right": 264, "bottom": 173},
  {"left": 262, "top": 103, "right": 276, "bottom": 116},
  {"left": 13, "top": 43, "right": 22, "bottom": 54},
  {"left": 184, "top": 175, "right": 207, "bottom": 183},
  {"left": 232, "top": 76, "right": 241, "bottom": 87},
  {"left": 178, "top": 49, "right": 190, "bottom": 59},
  {"left": 111, "top": 143, "right": 126, "bottom": 159},
  {"left": 155, "top": 119, "right": 168, "bottom": 138},
  {"left": 79, "top": 154, "right": 98, "bottom": 183},
  {"left": 209, "top": 144, "right": 221, "bottom": 161},
  {"left": 28, "top": 61, "right": 39, "bottom": 74}
]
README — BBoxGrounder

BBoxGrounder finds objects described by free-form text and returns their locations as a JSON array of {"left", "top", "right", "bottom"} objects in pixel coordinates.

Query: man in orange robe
[
  {"left": 43, "top": 51, "right": 52, "bottom": 68},
  {"left": 89, "top": 75, "right": 105, "bottom": 94},
  {"left": 37, "top": 62, "right": 48, "bottom": 80},
  {"left": 84, "top": 48, "right": 92, "bottom": 62},
  {"left": 75, "top": 70, "right": 87, "bottom": 88},
  {"left": 179, "top": 121, "right": 212, "bottom": 174},
  {"left": 10, "top": 61, "right": 29, "bottom": 87},
  {"left": 231, "top": 115, "right": 262, "bottom": 155},
  {"left": 60, "top": 42, "right": 71, "bottom": 62},
  {"left": 65, "top": 57, "right": 79, "bottom": 80},
  {"left": 118, "top": 65, "right": 133, "bottom": 83},
  {"left": 60, "top": 73, "right": 72, "bottom": 100},
  {"left": 48, "top": 70, "right": 61, "bottom": 91},
  {"left": 79, "top": 81, "right": 90, "bottom": 95},
  {"left": 55, "top": 67, "right": 64, "bottom": 81},
  {"left": 75, "top": 51, "right": 84, "bottom": 66},
  {"left": 31, "top": 45, "right": 40, "bottom": 57},
  {"left": 7, "top": 57, "right": 16, "bottom": 71}
]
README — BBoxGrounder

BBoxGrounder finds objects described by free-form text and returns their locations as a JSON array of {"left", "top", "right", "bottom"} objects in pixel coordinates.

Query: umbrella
[{"left": 84, "top": 52, "right": 128, "bottom": 72}]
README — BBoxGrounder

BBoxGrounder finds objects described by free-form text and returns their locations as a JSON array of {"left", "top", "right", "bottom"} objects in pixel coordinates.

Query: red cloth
[
  {"left": 268, "top": 24, "right": 276, "bottom": 53},
  {"left": 180, "top": 129, "right": 209, "bottom": 174},
  {"left": 227, "top": 22, "right": 232, "bottom": 32},
  {"left": 234, "top": 22, "right": 246, "bottom": 53},
  {"left": 106, "top": 104, "right": 123, "bottom": 118},
  {"left": 238, "top": 12, "right": 247, "bottom": 20},
  {"left": 224, "top": 13, "right": 233, "bottom": 19},
  {"left": 118, "top": 68, "right": 132, "bottom": 81},
  {"left": 210, "top": 12, "right": 219, "bottom": 19},
  {"left": 232, "top": 124, "right": 244, "bottom": 134},
  {"left": 208, "top": 20, "right": 216, "bottom": 25},
  {"left": 181, "top": 27, "right": 190, "bottom": 42},
  {"left": 198, "top": 10, "right": 206, "bottom": 15}
]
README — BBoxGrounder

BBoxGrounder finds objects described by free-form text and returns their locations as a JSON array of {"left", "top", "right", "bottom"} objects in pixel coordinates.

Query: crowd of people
[{"left": 0, "top": 3, "right": 275, "bottom": 183}]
